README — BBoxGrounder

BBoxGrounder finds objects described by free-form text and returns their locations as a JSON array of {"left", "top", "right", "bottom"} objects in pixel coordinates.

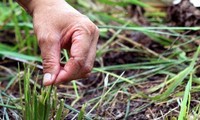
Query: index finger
[{"left": 55, "top": 25, "right": 96, "bottom": 84}]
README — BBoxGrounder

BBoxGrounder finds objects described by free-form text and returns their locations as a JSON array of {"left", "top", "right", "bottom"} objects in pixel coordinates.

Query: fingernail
[{"left": 43, "top": 73, "right": 52, "bottom": 85}]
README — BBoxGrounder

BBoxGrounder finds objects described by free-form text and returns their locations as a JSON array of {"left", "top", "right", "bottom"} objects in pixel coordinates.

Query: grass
[
  {"left": 20, "top": 67, "right": 66, "bottom": 120},
  {"left": 1, "top": 0, "right": 200, "bottom": 119}
]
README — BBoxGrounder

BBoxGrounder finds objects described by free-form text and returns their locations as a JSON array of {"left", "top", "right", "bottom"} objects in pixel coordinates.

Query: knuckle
[
  {"left": 42, "top": 57, "right": 59, "bottom": 73},
  {"left": 75, "top": 58, "right": 85, "bottom": 69},
  {"left": 76, "top": 17, "right": 97, "bottom": 36},
  {"left": 87, "top": 23, "right": 97, "bottom": 36},
  {"left": 95, "top": 26, "right": 99, "bottom": 35},
  {"left": 38, "top": 38, "right": 46, "bottom": 46},
  {"left": 94, "top": 26, "right": 100, "bottom": 38},
  {"left": 38, "top": 33, "right": 59, "bottom": 46},
  {"left": 83, "top": 65, "right": 93, "bottom": 73},
  {"left": 73, "top": 58, "right": 93, "bottom": 74}
]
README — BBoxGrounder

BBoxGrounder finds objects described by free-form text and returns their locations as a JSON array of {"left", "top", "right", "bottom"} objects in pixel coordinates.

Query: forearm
[
  {"left": 15, "top": 0, "right": 33, "bottom": 14},
  {"left": 15, "top": 0, "right": 73, "bottom": 15}
]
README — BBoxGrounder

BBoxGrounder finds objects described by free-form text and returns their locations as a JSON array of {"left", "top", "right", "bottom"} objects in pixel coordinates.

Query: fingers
[
  {"left": 38, "top": 33, "right": 61, "bottom": 86},
  {"left": 55, "top": 24, "right": 99, "bottom": 84},
  {"left": 84, "top": 27, "right": 99, "bottom": 72}
]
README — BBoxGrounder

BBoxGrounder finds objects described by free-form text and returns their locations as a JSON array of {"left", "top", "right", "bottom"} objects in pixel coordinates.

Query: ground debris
[{"left": 167, "top": 0, "right": 200, "bottom": 27}]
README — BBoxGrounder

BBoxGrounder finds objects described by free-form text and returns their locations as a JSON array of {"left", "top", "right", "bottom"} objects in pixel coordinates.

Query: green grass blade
[
  {"left": 93, "top": 68, "right": 134, "bottom": 84},
  {"left": 78, "top": 104, "right": 86, "bottom": 120},
  {"left": 98, "top": 26, "right": 200, "bottom": 31},
  {"left": 149, "top": 46, "right": 200, "bottom": 100},
  {"left": 0, "top": 51, "right": 41, "bottom": 62},
  {"left": 55, "top": 99, "right": 64, "bottom": 120},
  {"left": 0, "top": 103, "right": 22, "bottom": 110},
  {"left": 64, "top": 104, "right": 93, "bottom": 120},
  {"left": 178, "top": 74, "right": 192, "bottom": 120},
  {"left": 72, "top": 81, "right": 80, "bottom": 99}
]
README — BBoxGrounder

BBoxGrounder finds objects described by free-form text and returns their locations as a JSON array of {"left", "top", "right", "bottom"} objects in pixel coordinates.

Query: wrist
[
  {"left": 31, "top": 0, "right": 72, "bottom": 16},
  {"left": 16, "top": 0, "right": 67, "bottom": 16},
  {"left": 16, "top": 0, "right": 34, "bottom": 14}
]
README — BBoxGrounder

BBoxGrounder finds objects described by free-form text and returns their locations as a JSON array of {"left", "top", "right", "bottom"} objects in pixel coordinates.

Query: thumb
[{"left": 38, "top": 34, "right": 61, "bottom": 86}]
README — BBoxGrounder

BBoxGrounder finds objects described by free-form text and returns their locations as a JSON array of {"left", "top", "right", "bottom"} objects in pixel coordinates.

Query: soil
[{"left": 1, "top": 0, "right": 200, "bottom": 119}]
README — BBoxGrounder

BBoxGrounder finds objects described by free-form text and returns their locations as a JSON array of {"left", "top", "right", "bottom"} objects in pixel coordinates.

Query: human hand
[{"left": 31, "top": 0, "right": 99, "bottom": 86}]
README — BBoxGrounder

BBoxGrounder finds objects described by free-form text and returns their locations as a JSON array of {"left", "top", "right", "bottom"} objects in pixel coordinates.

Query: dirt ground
[{"left": 1, "top": 0, "right": 200, "bottom": 119}]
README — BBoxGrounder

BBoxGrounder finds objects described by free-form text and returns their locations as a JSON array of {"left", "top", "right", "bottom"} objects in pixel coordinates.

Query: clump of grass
[{"left": 19, "top": 67, "right": 66, "bottom": 120}]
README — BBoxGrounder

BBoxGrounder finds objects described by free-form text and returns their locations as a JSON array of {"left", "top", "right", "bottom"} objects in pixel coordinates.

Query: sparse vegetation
[{"left": 1, "top": 0, "right": 200, "bottom": 119}]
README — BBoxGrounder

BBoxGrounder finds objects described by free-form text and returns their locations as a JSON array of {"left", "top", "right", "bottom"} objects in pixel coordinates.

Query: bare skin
[{"left": 16, "top": 0, "right": 99, "bottom": 86}]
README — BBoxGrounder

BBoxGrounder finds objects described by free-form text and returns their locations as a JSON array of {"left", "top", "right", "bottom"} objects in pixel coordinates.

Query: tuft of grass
[{"left": 19, "top": 66, "right": 66, "bottom": 120}]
